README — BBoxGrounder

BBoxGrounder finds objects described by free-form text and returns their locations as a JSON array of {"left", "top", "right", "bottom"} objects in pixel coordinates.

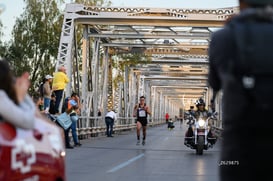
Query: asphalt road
[{"left": 65, "top": 122, "right": 221, "bottom": 181}]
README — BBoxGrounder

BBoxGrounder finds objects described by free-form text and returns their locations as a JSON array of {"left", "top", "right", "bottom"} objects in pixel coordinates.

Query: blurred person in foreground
[
  {"left": 208, "top": 0, "right": 273, "bottom": 180},
  {"left": 0, "top": 59, "right": 36, "bottom": 129}
]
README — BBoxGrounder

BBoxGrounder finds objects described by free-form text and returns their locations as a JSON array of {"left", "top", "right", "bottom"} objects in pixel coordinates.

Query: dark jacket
[
  {"left": 208, "top": 8, "right": 273, "bottom": 181},
  {"left": 194, "top": 110, "right": 210, "bottom": 120}
]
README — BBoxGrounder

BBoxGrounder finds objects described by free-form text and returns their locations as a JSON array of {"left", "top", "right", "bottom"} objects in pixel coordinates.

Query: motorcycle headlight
[{"left": 198, "top": 119, "right": 205, "bottom": 127}]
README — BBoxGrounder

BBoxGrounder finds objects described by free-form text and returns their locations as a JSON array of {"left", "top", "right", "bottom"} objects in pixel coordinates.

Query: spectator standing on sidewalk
[{"left": 43, "top": 74, "right": 53, "bottom": 112}]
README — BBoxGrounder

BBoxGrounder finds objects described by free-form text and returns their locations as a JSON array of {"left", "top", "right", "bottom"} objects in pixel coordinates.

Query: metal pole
[{"left": 81, "top": 25, "right": 89, "bottom": 122}]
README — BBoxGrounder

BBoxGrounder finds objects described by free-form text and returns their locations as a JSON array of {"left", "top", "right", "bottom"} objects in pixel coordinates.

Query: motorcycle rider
[
  {"left": 194, "top": 98, "right": 211, "bottom": 124},
  {"left": 195, "top": 98, "right": 217, "bottom": 145},
  {"left": 184, "top": 98, "right": 216, "bottom": 146}
]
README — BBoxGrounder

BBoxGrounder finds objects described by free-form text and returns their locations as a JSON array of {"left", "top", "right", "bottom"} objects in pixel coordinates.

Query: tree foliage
[
  {"left": 7, "top": 0, "right": 64, "bottom": 93},
  {"left": 3, "top": 0, "right": 111, "bottom": 94},
  {"left": 112, "top": 53, "right": 151, "bottom": 88}
]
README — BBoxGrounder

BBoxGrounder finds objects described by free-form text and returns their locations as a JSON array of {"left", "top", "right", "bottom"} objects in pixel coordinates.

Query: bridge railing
[
  {"left": 71, "top": 116, "right": 223, "bottom": 139},
  {"left": 74, "top": 116, "right": 166, "bottom": 139}
]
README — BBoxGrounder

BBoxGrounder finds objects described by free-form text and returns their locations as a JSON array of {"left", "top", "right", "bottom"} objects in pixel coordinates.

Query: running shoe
[{"left": 142, "top": 140, "right": 145, "bottom": 145}]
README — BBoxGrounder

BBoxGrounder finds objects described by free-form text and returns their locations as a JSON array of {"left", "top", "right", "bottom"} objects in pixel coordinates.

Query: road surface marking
[{"left": 107, "top": 153, "right": 145, "bottom": 173}]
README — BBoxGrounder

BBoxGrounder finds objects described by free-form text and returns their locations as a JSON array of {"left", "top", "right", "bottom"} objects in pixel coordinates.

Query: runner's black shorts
[{"left": 137, "top": 118, "right": 148, "bottom": 126}]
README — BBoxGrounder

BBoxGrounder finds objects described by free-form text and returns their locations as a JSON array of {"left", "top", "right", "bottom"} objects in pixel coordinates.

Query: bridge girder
[{"left": 56, "top": 3, "right": 237, "bottom": 117}]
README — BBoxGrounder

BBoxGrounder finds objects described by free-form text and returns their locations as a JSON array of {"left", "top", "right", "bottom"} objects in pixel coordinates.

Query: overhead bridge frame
[{"left": 56, "top": 3, "right": 237, "bottom": 121}]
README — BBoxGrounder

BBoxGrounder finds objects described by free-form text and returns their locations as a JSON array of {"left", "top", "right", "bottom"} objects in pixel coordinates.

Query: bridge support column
[
  {"left": 102, "top": 47, "right": 109, "bottom": 116},
  {"left": 91, "top": 38, "right": 101, "bottom": 117},
  {"left": 81, "top": 25, "right": 89, "bottom": 125}
]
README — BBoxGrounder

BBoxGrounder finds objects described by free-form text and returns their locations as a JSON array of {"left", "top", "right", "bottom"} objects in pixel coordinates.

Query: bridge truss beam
[{"left": 56, "top": 3, "right": 237, "bottom": 118}]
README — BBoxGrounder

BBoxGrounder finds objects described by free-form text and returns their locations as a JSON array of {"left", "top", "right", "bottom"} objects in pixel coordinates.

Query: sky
[{"left": 0, "top": 0, "right": 238, "bottom": 42}]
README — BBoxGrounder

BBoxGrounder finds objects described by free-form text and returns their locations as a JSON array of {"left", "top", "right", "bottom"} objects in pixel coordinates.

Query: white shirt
[{"left": 105, "top": 111, "right": 116, "bottom": 120}]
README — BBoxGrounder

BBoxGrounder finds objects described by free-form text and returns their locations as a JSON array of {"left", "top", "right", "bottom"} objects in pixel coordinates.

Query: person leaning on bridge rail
[
  {"left": 52, "top": 65, "right": 69, "bottom": 114},
  {"left": 208, "top": 0, "right": 273, "bottom": 180},
  {"left": 105, "top": 109, "right": 116, "bottom": 137},
  {"left": 133, "top": 96, "right": 151, "bottom": 146},
  {"left": 68, "top": 92, "right": 82, "bottom": 147},
  {"left": 0, "top": 59, "right": 36, "bottom": 129}
]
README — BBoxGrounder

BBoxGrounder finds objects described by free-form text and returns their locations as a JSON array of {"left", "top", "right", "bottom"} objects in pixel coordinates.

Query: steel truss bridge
[{"left": 56, "top": 3, "right": 238, "bottom": 127}]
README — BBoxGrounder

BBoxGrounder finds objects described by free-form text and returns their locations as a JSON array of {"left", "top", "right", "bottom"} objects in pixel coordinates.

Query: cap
[{"left": 45, "top": 75, "right": 53, "bottom": 79}]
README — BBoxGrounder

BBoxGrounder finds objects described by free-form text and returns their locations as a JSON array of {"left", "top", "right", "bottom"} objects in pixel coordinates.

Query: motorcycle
[{"left": 184, "top": 112, "right": 217, "bottom": 155}]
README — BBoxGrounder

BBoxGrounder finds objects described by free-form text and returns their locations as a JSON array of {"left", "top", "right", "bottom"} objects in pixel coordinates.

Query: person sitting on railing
[{"left": 67, "top": 93, "right": 82, "bottom": 147}]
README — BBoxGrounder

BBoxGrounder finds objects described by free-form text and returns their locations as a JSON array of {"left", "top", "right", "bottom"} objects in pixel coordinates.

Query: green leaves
[
  {"left": 2, "top": 0, "right": 111, "bottom": 94},
  {"left": 112, "top": 53, "right": 151, "bottom": 88},
  {"left": 8, "top": 0, "right": 63, "bottom": 93}
]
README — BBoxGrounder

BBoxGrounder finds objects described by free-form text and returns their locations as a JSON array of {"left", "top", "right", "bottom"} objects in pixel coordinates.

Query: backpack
[
  {"left": 61, "top": 97, "right": 70, "bottom": 113},
  {"left": 228, "top": 9, "right": 273, "bottom": 110},
  {"left": 38, "top": 82, "right": 44, "bottom": 97}
]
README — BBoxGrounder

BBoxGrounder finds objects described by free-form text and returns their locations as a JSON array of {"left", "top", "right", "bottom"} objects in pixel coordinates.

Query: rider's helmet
[
  {"left": 195, "top": 98, "right": 205, "bottom": 107},
  {"left": 243, "top": 0, "right": 273, "bottom": 5}
]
